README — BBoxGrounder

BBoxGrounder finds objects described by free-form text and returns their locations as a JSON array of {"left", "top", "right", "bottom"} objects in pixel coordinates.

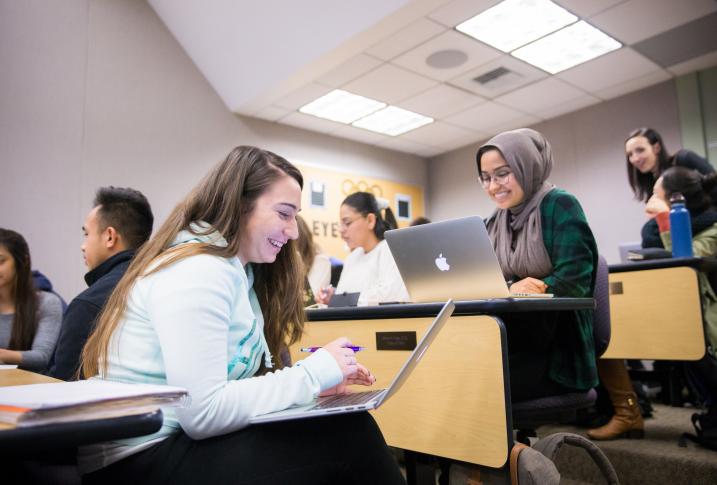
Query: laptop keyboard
[{"left": 313, "top": 389, "right": 385, "bottom": 409}]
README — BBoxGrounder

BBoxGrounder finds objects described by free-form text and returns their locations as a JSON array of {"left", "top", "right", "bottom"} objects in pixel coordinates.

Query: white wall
[
  {"left": 0, "top": 0, "right": 427, "bottom": 300},
  {"left": 428, "top": 81, "right": 684, "bottom": 264}
]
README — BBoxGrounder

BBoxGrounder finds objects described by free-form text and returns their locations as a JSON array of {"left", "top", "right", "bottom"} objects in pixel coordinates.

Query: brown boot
[{"left": 587, "top": 359, "right": 644, "bottom": 440}]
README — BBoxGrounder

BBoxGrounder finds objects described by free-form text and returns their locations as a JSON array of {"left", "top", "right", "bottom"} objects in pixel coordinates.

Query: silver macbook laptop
[
  {"left": 249, "top": 299, "right": 455, "bottom": 424},
  {"left": 385, "top": 215, "right": 552, "bottom": 303}
]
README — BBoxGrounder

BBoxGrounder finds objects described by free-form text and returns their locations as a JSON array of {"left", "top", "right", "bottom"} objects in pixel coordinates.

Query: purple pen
[{"left": 300, "top": 346, "right": 366, "bottom": 353}]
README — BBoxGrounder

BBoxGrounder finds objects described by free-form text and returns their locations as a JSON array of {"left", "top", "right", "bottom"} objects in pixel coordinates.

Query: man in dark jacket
[{"left": 49, "top": 187, "right": 153, "bottom": 380}]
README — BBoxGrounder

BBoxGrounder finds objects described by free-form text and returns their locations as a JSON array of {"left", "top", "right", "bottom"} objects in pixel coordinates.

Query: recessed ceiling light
[
  {"left": 299, "top": 89, "right": 386, "bottom": 124},
  {"left": 511, "top": 21, "right": 622, "bottom": 74},
  {"left": 352, "top": 106, "right": 433, "bottom": 136},
  {"left": 456, "top": 0, "right": 577, "bottom": 52}
]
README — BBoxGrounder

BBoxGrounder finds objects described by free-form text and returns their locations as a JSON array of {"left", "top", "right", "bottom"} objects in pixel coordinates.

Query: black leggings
[{"left": 83, "top": 412, "right": 405, "bottom": 485}]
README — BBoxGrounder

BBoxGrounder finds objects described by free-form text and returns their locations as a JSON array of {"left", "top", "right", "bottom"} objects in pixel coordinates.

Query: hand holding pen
[
  {"left": 317, "top": 337, "right": 375, "bottom": 396},
  {"left": 315, "top": 284, "right": 335, "bottom": 304}
]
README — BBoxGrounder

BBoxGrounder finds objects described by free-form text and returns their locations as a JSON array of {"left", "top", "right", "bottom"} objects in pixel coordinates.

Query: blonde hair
[{"left": 81, "top": 146, "right": 305, "bottom": 377}]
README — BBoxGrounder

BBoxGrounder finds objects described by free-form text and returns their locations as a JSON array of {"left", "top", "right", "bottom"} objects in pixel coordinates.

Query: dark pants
[
  {"left": 83, "top": 412, "right": 405, "bottom": 485},
  {"left": 502, "top": 311, "right": 573, "bottom": 402}
]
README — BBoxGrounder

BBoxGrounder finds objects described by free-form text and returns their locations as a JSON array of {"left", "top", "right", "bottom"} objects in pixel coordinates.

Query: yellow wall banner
[{"left": 296, "top": 163, "right": 425, "bottom": 261}]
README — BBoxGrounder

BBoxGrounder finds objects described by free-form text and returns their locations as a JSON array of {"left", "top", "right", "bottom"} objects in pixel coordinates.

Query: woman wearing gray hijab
[{"left": 476, "top": 128, "right": 598, "bottom": 401}]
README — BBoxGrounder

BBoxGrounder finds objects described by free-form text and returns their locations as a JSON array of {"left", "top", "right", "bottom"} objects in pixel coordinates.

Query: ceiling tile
[
  {"left": 489, "top": 113, "right": 542, "bottom": 136},
  {"left": 375, "top": 136, "right": 437, "bottom": 156},
  {"left": 553, "top": 0, "right": 624, "bottom": 18},
  {"left": 445, "top": 101, "right": 536, "bottom": 132},
  {"left": 631, "top": 13, "right": 717, "bottom": 68},
  {"left": 557, "top": 47, "right": 665, "bottom": 93},
  {"left": 365, "top": 18, "right": 445, "bottom": 61},
  {"left": 494, "top": 78, "right": 589, "bottom": 115},
  {"left": 668, "top": 51, "right": 717, "bottom": 76},
  {"left": 279, "top": 112, "right": 342, "bottom": 134},
  {"left": 273, "top": 83, "right": 332, "bottom": 111},
  {"left": 400, "top": 121, "right": 478, "bottom": 147},
  {"left": 589, "top": 0, "right": 717, "bottom": 45},
  {"left": 392, "top": 30, "right": 503, "bottom": 82},
  {"left": 428, "top": 0, "right": 501, "bottom": 28},
  {"left": 532, "top": 94, "right": 600, "bottom": 119},
  {"left": 316, "top": 54, "right": 383, "bottom": 87},
  {"left": 343, "top": 64, "right": 437, "bottom": 104},
  {"left": 331, "top": 125, "right": 388, "bottom": 145},
  {"left": 396, "top": 84, "right": 484, "bottom": 119},
  {"left": 449, "top": 54, "right": 549, "bottom": 99},
  {"left": 595, "top": 69, "right": 672, "bottom": 100}
]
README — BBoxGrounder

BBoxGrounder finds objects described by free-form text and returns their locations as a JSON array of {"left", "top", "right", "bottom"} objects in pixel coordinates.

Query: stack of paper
[{"left": 0, "top": 379, "right": 188, "bottom": 427}]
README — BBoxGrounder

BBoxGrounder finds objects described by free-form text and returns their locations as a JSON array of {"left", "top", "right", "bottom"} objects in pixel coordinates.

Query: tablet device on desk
[
  {"left": 328, "top": 291, "right": 360, "bottom": 307},
  {"left": 384, "top": 215, "right": 553, "bottom": 303},
  {"left": 250, "top": 300, "right": 455, "bottom": 424}
]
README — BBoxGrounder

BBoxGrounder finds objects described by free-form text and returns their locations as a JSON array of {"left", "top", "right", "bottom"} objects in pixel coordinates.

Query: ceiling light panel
[
  {"left": 352, "top": 106, "right": 434, "bottom": 136},
  {"left": 456, "top": 0, "right": 578, "bottom": 52},
  {"left": 298, "top": 89, "right": 385, "bottom": 124},
  {"left": 511, "top": 21, "right": 622, "bottom": 74}
]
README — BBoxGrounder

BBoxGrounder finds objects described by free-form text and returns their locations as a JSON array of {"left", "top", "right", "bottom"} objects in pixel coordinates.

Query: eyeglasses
[
  {"left": 479, "top": 167, "right": 513, "bottom": 188},
  {"left": 339, "top": 216, "right": 363, "bottom": 229}
]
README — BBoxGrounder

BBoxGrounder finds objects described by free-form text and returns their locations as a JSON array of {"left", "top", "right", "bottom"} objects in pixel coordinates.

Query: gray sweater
[{"left": 0, "top": 291, "right": 63, "bottom": 371}]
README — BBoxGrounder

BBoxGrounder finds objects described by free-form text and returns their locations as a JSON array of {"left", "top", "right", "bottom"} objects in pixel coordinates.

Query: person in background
[
  {"left": 0, "top": 228, "right": 63, "bottom": 372},
  {"left": 624, "top": 127, "right": 714, "bottom": 248},
  {"left": 476, "top": 128, "right": 598, "bottom": 402},
  {"left": 316, "top": 192, "right": 409, "bottom": 306},
  {"left": 590, "top": 167, "right": 717, "bottom": 441},
  {"left": 49, "top": 186, "right": 153, "bottom": 381},
  {"left": 78, "top": 146, "right": 404, "bottom": 484},
  {"left": 296, "top": 215, "right": 331, "bottom": 300},
  {"left": 410, "top": 216, "right": 431, "bottom": 226}
]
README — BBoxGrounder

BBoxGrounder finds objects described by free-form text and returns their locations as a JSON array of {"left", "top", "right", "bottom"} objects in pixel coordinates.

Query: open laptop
[
  {"left": 384, "top": 216, "right": 553, "bottom": 303},
  {"left": 249, "top": 299, "right": 455, "bottom": 424}
]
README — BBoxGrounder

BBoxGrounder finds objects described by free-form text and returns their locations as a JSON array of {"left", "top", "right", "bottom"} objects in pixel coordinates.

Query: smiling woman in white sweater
[{"left": 78, "top": 146, "right": 405, "bottom": 485}]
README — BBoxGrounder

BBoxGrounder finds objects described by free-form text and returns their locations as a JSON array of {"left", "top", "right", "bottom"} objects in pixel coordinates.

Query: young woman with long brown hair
[
  {"left": 0, "top": 228, "right": 63, "bottom": 372},
  {"left": 78, "top": 146, "right": 404, "bottom": 484}
]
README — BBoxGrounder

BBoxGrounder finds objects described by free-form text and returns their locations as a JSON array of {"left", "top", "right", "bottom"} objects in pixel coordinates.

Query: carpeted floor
[{"left": 537, "top": 404, "right": 717, "bottom": 485}]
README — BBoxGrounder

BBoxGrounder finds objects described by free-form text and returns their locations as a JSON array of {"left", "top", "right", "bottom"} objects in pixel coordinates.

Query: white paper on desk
[
  {"left": 0, "top": 365, "right": 19, "bottom": 369},
  {"left": 0, "top": 379, "right": 188, "bottom": 410}
]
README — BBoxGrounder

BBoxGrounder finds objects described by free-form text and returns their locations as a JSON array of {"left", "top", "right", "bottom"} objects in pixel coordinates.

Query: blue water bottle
[{"left": 669, "top": 192, "right": 693, "bottom": 257}]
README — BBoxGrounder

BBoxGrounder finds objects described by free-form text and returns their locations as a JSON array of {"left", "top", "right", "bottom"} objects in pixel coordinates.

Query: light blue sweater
[{"left": 79, "top": 225, "right": 343, "bottom": 472}]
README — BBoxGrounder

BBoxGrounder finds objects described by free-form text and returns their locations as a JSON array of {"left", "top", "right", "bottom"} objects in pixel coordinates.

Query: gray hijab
[{"left": 477, "top": 128, "right": 555, "bottom": 280}]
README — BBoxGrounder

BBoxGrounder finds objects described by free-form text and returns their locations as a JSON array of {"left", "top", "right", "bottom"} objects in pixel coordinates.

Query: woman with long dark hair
[
  {"left": 78, "top": 146, "right": 404, "bottom": 484},
  {"left": 0, "top": 228, "right": 63, "bottom": 372},
  {"left": 624, "top": 127, "right": 714, "bottom": 247},
  {"left": 590, "top": 166, "right": 717, "bottom": 440},
  {"left": 316, "top": 192, "right": 409, "bottom": 305}
]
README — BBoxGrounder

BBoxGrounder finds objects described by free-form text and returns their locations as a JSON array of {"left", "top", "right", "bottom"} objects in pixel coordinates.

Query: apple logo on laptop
[{"left": 435, "top": 253, "right": 450, "bottom": 271}]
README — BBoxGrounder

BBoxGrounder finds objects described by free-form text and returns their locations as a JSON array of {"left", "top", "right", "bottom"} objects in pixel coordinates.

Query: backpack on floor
[
  {"left": 448, "top": 432, "right": 620, "bottom": 485},
  {"left": 509, "top": 432, "right": 619, "bottom": 485}
]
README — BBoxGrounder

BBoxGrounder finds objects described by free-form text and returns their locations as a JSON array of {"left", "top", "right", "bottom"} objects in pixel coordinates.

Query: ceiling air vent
[{"left": 473, "top": 67, "right": 523, "bottom": 90}]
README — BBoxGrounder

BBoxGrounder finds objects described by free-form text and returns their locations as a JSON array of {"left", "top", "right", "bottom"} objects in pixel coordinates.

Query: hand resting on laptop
[
  {"left": 509, "top": 276, "right": 548, "bottom": 294},
  {"left": 318, "top": 337, "right": 376, "bottom": 397}
]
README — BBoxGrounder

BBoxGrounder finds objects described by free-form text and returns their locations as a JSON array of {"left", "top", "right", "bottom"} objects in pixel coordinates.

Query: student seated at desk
[
  {"left": 78, "top": 146, "right": 404, "bottom": 484},
  {"left": 49, "top": 186, "right": 154, "bottom": 381},
  {"left": 476, "top": 128, "right": 599, "bottom": 402},
  {"left": 590, "top": 167, "right": 717, "bottom": 440},
  {"left": 0, "top": 229, "right": 63, "bottom": 372},
  {"left": 316, "top": 192, "right": 409, "bottom": 306},
  {"left": 624, "top": 127, "right": 715, "bottom": 248}
]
